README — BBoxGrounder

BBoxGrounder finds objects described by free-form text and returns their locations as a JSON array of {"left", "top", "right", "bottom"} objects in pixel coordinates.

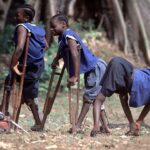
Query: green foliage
[
  {"left": 0, "top": 24, "right": 15, "bottom": 54},
  {"left": 39, "top": 41, "right": 58, "bottom": 93},
  {"left": 70, "top": 19, "right": 102, "bottom": 38}
]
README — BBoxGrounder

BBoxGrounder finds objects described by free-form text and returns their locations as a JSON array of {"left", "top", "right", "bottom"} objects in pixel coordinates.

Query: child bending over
[{"left": 91, "top": 57, "right": 150, "bottom": 136}]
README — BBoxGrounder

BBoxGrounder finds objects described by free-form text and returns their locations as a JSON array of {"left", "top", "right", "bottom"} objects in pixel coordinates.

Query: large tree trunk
[
  {"left": 0, "top": 0, "right": 12, "bottom": 32},
  {"left": 74, "top": 0, "right": 150, "bottom": 64}
]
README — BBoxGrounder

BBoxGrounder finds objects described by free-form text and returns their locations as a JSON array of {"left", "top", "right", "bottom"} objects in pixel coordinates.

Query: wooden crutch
[
  {"left": 68, "top": 48, "right": 81, "bottom": 133},
  {"left": 12, "top": 32, "right": 31, "bottom": 125},
  {"left": 41, "top": 64, "right": 65, "bottom": 129},
  {"left": 68, "top": 84, "right": 80, "bottom": 133}
]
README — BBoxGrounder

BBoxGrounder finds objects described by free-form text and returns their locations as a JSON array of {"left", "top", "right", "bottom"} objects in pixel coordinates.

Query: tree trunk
[
  {"left": 28, "top": 0, "right": 42, "bottom": 23},
  {"left": 112, "top": 0, "right": 129, "bottom": 54},
  {"left": 74, "top": 0, "right": 150, "bottom": 64},
  {"left": 0, "top": 0, "right": 12, "bottom": 32}
]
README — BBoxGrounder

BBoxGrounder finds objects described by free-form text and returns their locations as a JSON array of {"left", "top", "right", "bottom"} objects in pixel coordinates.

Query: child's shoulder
[
  {"left": 15, "top": 23, "right": 31, "bottom": 32},
  {"left": 17, "top": 23, "right": 45, "bottom": 35},
  {"left": 63, "top": 28, "right": 77, "bottom": 36}
]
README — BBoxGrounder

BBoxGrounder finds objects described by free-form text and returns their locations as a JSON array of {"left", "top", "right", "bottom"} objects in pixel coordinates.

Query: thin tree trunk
[
  {"left": 112, "top": 0, "right": 129, "bottom": 54},
  {"left": 44, "top": 0, "right": 52, "bottom": 44},
  {"left": 0, "top": 0, "right": 12, "bottom": 32}
]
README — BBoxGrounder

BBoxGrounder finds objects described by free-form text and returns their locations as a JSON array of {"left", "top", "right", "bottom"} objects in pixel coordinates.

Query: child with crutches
[
  {"left": 50, "top": 13, "right": 110, "bottom": 135},
  {"left": 91, "top": 57, "right": 150, "bottom": 137},
  {"left": 1, "top": 4, "right": 48, "bottom": 131}
]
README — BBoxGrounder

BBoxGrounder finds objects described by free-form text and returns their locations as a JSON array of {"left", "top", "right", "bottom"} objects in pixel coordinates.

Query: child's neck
[{"left": 60, "top": 27, "right": 69, "bottom": 35}]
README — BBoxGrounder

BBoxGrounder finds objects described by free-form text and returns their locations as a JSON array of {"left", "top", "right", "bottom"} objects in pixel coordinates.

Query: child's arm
[
  {"left": 51, "top": 49, "right": 61, "bottom": 69},
  {"left": 67, "top": 38, "right": 79, "bottom": 86},
  {"left": 119, "top": 94, "right": 135, "bottom": 131},
  {"left": 44, "top": 37, "right": 49, "bottom": 51},
  {"left": 10, "top": 26, "right": 27, "bottom": 75}
]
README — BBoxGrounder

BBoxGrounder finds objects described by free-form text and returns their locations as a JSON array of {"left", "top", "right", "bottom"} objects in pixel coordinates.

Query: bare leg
[
  {"left": 1, "top": 76, "right": 13, "bottom": 115},
  {"left": 134, "top": 104, "right": 150, "bottom": 135},
  {"left": 76, "top": 101, "right": 91, "bottom": 129},
  {"left": 119, "top": 94, "right": 134, "bottom": 134},
  {"left": 1, "top": 88, "right": 11, "bottom": 115},
  {"left": 26, "top": 99, "right": 42, "bottom": 131},
  {"left": 100, "top": 110, "right": 110, "bottom": 133},
  {"left": 69, "top": 99, "right": 91, "bottom": 133},
  {"left": 91, "top": 93, "right": 105, "bottom": 137},
  {"left": 137, "top": 104, "right": 150, "bottom": 123}
]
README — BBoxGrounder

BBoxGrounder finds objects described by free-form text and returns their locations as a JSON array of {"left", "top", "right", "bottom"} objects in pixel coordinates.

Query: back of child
[{"left": 92, "top": 57, "right": 150, "bottom": 136}]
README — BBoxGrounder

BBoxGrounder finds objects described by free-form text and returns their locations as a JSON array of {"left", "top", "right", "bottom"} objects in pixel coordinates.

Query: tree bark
[
  {"left": 74, "top": 0, "right": 150, "bottom": 64},
  {"left": 28, "top": 0, "right": 42, "bottom": 23},
  {"left": 0, "top": 0, "right": 12, "bottom": 32},
  {"left": 112, "top": 0, "right": 129, "bottom": 54}
]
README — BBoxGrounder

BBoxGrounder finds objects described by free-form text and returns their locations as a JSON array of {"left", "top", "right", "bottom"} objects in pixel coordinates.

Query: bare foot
[
  {"left": 31, "top": 124, "right": 43, "bottom": 132},
  {"left": 125, "top": 130, "right": 135, "bottom": 136},
  {"left": 125, "top": 122, "right": 140, "bottom": 136},
  {"left": 100, "top": 126, "right": 111, "bottom": 134},
  {"left": 134, "top": 122, "right": 141, "bottom": 136},
  {"left": 68, "top": 126, "right": 83, "bottom": 134},
  {"left": 90, "top": 129, "right": 101, "bottom": 137}
]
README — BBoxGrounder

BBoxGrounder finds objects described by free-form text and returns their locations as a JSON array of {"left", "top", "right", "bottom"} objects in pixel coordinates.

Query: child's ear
[
  {"left": 25, "top": 15, "right": 30, "bottom": 22},
  {"left": 62, "top": 21, "right": 67, "bottom": 28}
]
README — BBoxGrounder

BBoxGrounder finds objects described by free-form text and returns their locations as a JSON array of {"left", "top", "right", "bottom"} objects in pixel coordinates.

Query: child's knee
[
  {"left": 101, "top": 104, "right": 105, "bottom": 111},
  {"left": 26, "top": 99, "right": 37, "bottom": 108},
  {"left": 83, "top": 94, "right": 94, "bottom": 104},
  {"left": 96, "top": 93, "right": 106, "bottom": 103}
]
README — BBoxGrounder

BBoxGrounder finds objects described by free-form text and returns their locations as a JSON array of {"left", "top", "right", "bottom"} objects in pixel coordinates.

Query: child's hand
[
  {"left": 51, "top": 58, "right": 59, "bottom": 69},
  {"left": 129, "top": 122, "right": 135, "bottom": 131},
  {"left": 12, "top": 62, "right": 22, "bottom": 76},
  {"left": 67, "top": 76, "right": 78, "bottom": 86}
]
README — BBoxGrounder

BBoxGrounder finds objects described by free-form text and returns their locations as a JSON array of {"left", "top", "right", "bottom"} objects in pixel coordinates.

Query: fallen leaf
[{"left": 45, "top": 145, "right": 58, "bottom": 149}]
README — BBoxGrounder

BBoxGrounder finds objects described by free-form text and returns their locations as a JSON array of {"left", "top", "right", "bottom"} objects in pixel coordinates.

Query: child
[
  {"left": 50, "top": 14, "right": 110, "bottom": 135},
  {"left": 91, "top": 57, "right": 150, "bottom": 136},
  {"left": 2, "top": 4, "right": 48, "bottom": 131}
]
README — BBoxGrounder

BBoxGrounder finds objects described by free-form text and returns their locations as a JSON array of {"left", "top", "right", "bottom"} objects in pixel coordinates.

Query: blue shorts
[
  {"left": 23, "top": 60, "right": 44, "bottom": 99},
  {"left": 5, "top": 60, "right": 44, "bottom": 100},
  {"left": 83, "top": 59, "right": 107, "bottom": 104}
]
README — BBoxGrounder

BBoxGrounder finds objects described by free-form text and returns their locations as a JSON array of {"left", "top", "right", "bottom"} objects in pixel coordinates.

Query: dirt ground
[{"left": 0, "top": 91, "right": 150, "bottom": 150}]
